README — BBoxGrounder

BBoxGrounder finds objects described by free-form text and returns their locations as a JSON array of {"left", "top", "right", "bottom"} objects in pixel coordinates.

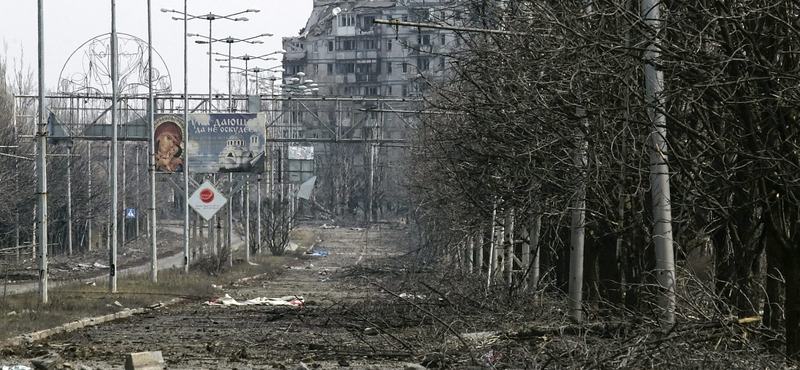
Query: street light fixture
[
  {"left": 161, "top": 8, "right": 259, "bottom": 111},
  {"left": 192, "top": 33, "right": 272, "bottom": 111},
  {"left": 283, "top": 72, "right": 319, "bottom": 96},
  {"left": 222, "top": 64, "right": 285, "bottom": 96},
  {"left": 248, "top": 66, "right": 286, "bottom": 96},
  {"left": 215, "top": 50, "right": 286, "bottom": 94}
]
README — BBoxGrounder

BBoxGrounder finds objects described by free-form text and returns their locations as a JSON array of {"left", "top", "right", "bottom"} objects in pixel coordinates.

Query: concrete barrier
[{"left": 125, "top": 351, "right": 165, "bottom": 370}]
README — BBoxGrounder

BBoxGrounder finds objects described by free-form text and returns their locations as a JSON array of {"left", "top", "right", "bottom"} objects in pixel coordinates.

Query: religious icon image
[{"left": 154, "top": 115, "right": 185, "bottom": 173}]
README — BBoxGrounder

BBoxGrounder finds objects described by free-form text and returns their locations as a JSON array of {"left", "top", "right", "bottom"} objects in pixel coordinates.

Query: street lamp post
[
  {"left": 224, "top": 65, "right": 285, "bottom": 96},
  {"left": 246, "top": 66, "right": 285, "bottom": 96},
  {"left": 219, "top": 50, "right": 285, "bottom": 95},
  {"left": 161, "top": 8, "right": 259, "bottom": 112},
  {"left": 196, "top": 34, "right": 272, "bottom": 112}
]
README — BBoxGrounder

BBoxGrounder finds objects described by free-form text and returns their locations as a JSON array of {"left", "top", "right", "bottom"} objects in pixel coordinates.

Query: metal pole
[
  {"left": 487, "top": 199, "right": 497, "bottom": 289},
  {"left": 67, "top": 146, "right": 73, "bottom": 255},
  {"left": 245, "top": 177, "right": 250, "bottom": 263},
  {"left": 244, "top": 58, "right": 249, "bottom": 96},
  {"left": 366, "top": 143, "right": 374, "bottom": 224},
  {"left": 643, "top": 0, "right": 676, "bottom": 326},
  {"left": 183, "top": 0, "right": 191, "bottom": 273},
  {"left": 109, "top": 0, "right": 119, "bottom": 293},
  {"left": 228, "top": 173, "right": 233, "bottom": 266},
  {"left": 567, "top": 1, "right": 592, "bottom": 324},
  {"left": 228, "top": 42, "right": 233, "bottom": 111},
  {"left": 148, "top": 0, "right": 159, "bottom": 282},
  {"left": 135, "top": 145, "right": 140, "bottom": 238},
  {"left": 568, "top": 110, "right": 587, "bottom": 323},
  {"left": 257, "top": 176, "right": 262, "bottom": 253},
  {"left": 36, "top": 0, "right": 49, "bottom": 304},
  {"left": 122, "top": 143, "right": 127, "bottom": 244},
  {"left": 208, "top": 18, "right": 213, "bottom": 112},
  {"left": 13, "top": 99, "right": 20, "bottom": 262},
  {"left": 88, "top": 143, "right": 93, "bottom": 251}
]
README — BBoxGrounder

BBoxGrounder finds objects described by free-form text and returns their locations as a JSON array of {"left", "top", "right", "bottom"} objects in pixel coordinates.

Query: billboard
[
  {"left": 154, "top": 114, "right": 185, "bottom": 173},
  {"left": 185, "top": 113, "right": 267, "bottom": 174},
  {"left": 287, "top": 145, "right": 315, "bottom": 183}
]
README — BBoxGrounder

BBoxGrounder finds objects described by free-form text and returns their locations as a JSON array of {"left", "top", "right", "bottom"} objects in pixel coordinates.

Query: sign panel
[
  {"left": 154, "top": 114, "right": 186, "bottom": 173},
  {"left": 186, "top": 113, "right": 267, "bottom": 174},
  {"left": 125, "top": 209, "right": 136, "bottom": 218},
  {"left": 288, "top": 146, "right": 314, "bottom": 160},
  {"left": 188, "top": 180, "right": 228, "bottom": 221}
]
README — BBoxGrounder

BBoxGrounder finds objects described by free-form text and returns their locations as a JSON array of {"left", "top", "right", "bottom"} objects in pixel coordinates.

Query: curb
[{"left": 0, "top": 298, "right": 184, "bottom": 348}]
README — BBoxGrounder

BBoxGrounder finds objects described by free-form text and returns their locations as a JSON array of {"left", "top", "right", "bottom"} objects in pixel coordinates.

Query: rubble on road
[
  {"left": 305, "top": 250, "right": 329, "bottom": 256},
  {"left": 204, "top": 294, "right": 305, "bottom": 306}
]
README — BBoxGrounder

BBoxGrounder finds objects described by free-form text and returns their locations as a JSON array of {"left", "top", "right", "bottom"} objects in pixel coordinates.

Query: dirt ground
[
  {"left": 1, "top": 223, "right": 433, "bottom": 370},
  {"left": 0, "top": 222, "right": 793, "bottom": 370}
]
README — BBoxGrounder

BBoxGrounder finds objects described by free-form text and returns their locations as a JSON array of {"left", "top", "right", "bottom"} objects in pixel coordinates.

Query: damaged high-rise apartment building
[
  {"left": 272, "top": 0, "right": 461, "bottom": 220},
  {"left": 282, "top": 0, "right": 459, "bottom": 99}
]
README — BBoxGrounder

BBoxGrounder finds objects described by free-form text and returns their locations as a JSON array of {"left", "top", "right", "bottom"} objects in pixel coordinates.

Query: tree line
[{"left": 404, "top": 0, "right": 800, "bottom": 361}]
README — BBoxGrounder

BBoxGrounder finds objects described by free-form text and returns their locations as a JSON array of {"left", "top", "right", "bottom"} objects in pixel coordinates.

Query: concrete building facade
[{"left": 281, "top": 0, "right": 458, "bottom": 99}]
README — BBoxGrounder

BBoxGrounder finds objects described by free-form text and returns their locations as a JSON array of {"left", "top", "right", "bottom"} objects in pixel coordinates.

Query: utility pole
[
  {"left": 36, "top": 0, "right": 49, "bottom": 304},
  {"left": 88, "top": 143, "right": 93, "bottom": 251},
  {"left": 122, "top": 142, "right": 127, "bottom": 244},
  {"left": 642, "top": 0, "right": 676, "bottom": 327},
  {"left": 569, "top": 106, "right": 588, "bottom": 324},
  {"left": 109, "top": 0, "right": 119, "bottom": 293},
  {"left": 148, "top": 0, "right": 159, "bottom": 282},
  {"left": 568, "top": 0, "right": 593, "bottom": 325},
  {"left": 245, "top": 177, "right": 250, "bottom": 264},
  {"left": 67, "top": 146, "right": 73, "bottom": 255}
]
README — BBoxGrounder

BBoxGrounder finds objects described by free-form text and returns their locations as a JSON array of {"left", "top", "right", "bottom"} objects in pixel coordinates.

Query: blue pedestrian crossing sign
[{"left": 126, "top": 209, "right": 136, "bottom": 218}]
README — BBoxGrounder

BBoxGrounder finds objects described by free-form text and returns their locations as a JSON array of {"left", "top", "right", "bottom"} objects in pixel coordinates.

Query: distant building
[
  {"left": 282, "top": 0, "right": 458, "bottom": 99},
  {"left": 273, "top": 0, "right": 460, "bottom": 218},
  {"left": 275, "top": 0, "right": 458, "bottom": 148}
]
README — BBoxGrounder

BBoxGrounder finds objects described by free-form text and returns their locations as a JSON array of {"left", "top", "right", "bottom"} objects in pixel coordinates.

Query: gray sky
[{"left": 0, "top": 1, "right": 312, "bottom": 94}]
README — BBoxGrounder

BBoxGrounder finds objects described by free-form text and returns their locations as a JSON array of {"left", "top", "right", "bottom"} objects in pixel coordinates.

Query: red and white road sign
[{"left": 189, "top": 180, "right": 228, "bottom": 221}]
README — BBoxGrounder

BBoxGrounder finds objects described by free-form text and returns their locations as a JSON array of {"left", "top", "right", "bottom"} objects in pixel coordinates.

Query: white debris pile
[{"left": 204, "top": 294, "right": 304, "bottom": 306}]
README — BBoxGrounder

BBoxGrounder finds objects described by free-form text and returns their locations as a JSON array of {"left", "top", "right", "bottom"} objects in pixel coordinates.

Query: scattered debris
[
  {"left": 399, "top": 293, "right": 426, "bottom": 300},
  {"left": 30, "top": 352, "right": 63, "bottom": 370},
  {"left": 8, "top": 309, "right": 36, "bottom": 316},
  {"left": 321, "top": 277, "right": 331, "bottom": 282},
  {"left": 1, "top": 365, "right": 32, "bottom": 370},
  {"left": 93, "top": 262, "right": 109, "bottom": 269},
  {"left": 482, "top": 350, "right": 502, "bottom": 364},
  {"left": 204, "top": 294, "right": 304, "bottom": 306},
  {"left": 364, "top": 327, "right": 379, "bottom": 336},
  {"left": 320, "top": 224, "right": 337, "bottom": 229},
  {"left": 305, "top": 250, "right": 329, "bottom": 256}
]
